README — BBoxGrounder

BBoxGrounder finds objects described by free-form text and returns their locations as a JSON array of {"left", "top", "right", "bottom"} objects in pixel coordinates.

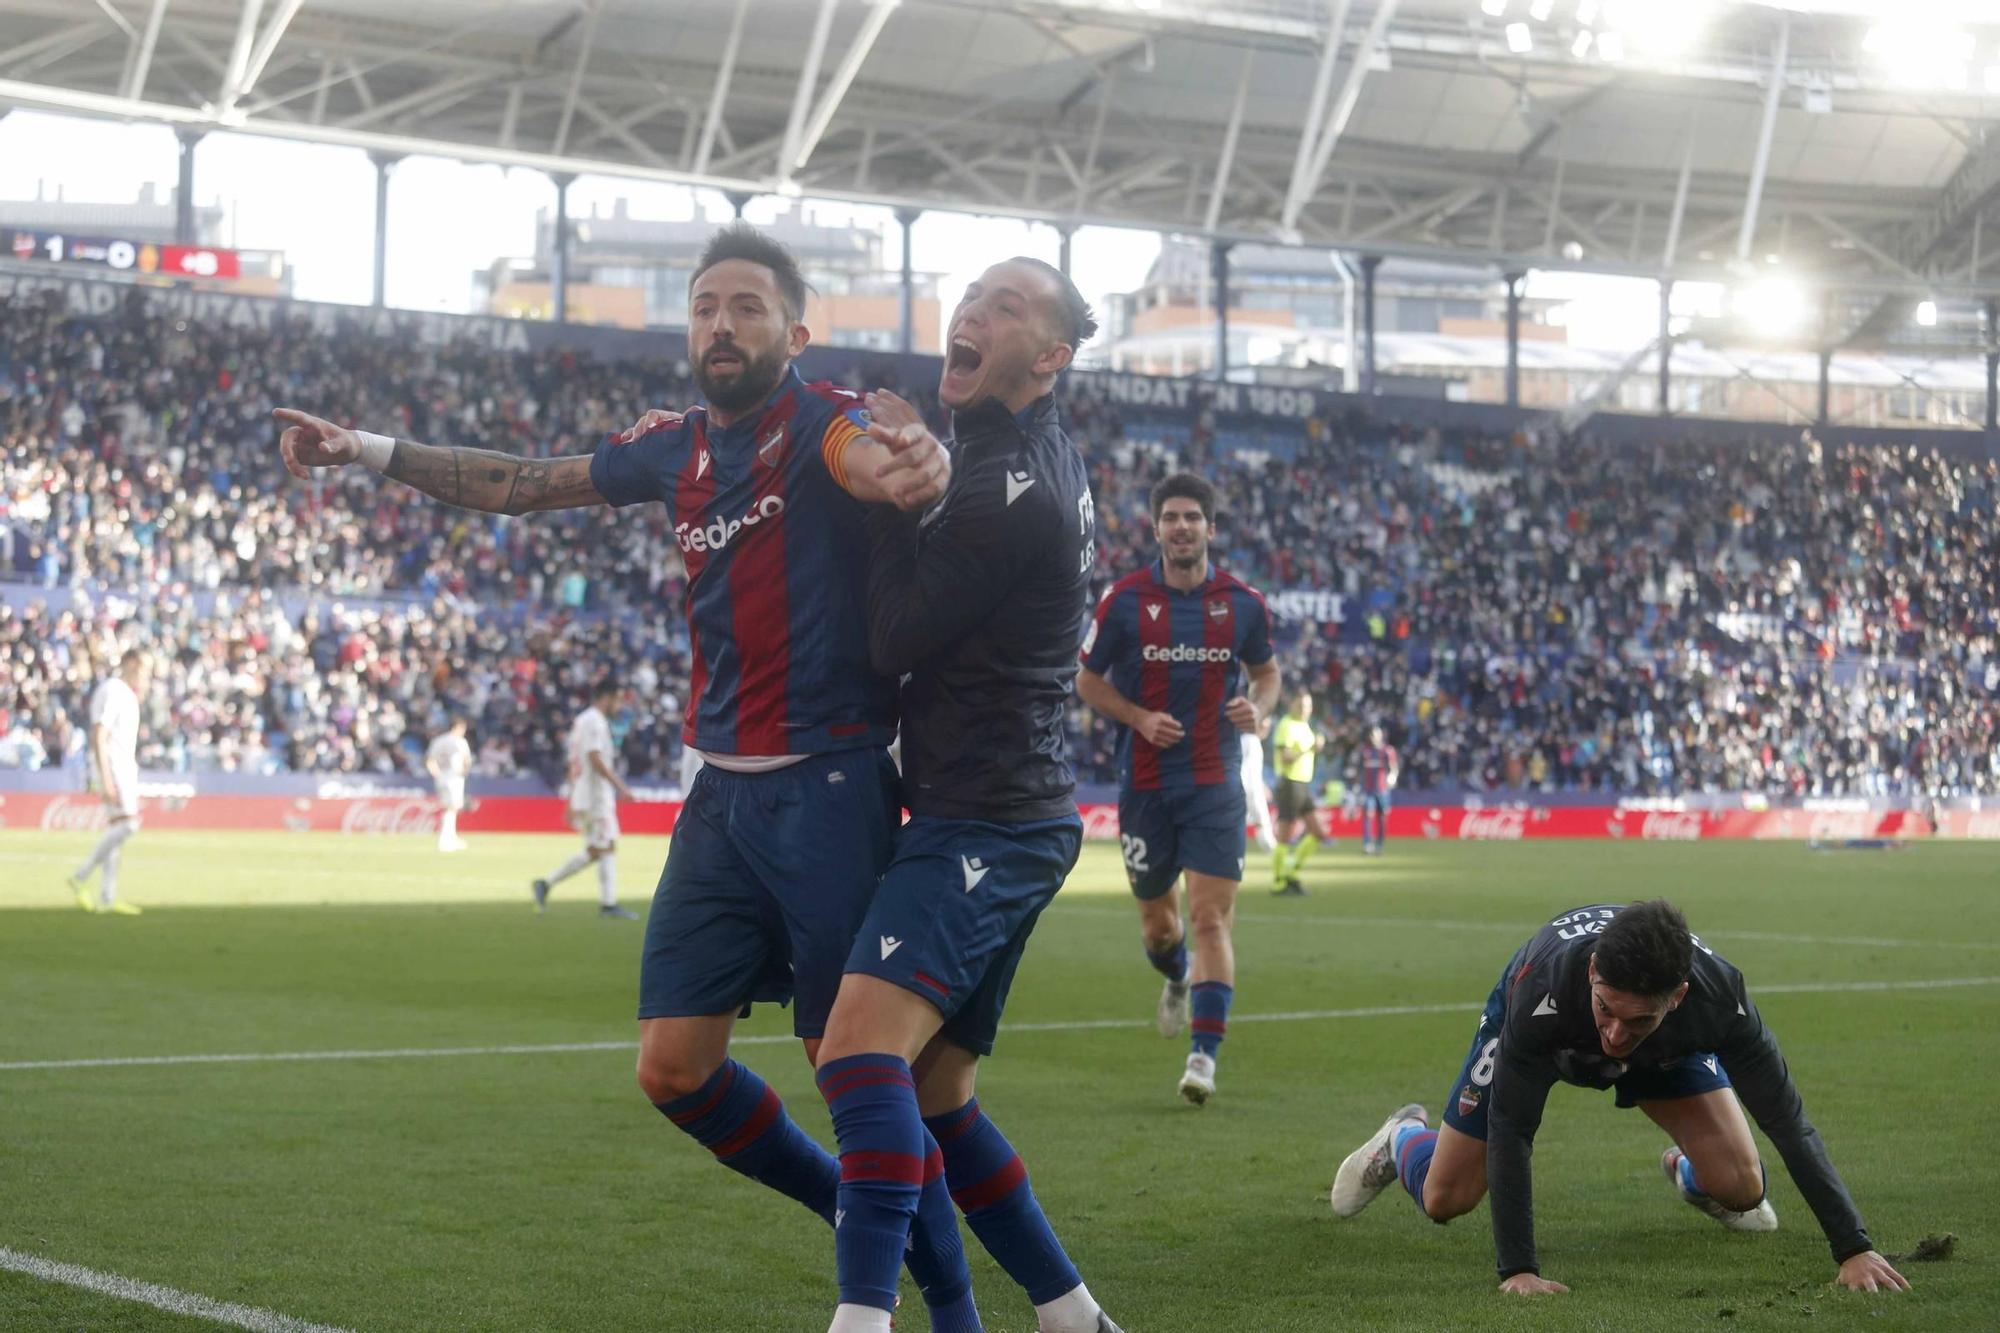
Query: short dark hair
[
  {"left": 1593, "top": 900, "right": 1694, "bottom": 997},
  {"left": 1150, "top": 471, "right": 1217, "bottom": 523},
  {"left": 592, "top": 679, "right": 621, "bottom": 702},
  {"left": 1010, "top": 256, "right": 1098, "bottom": 351},
  {"left": 689, "top": 222, "right": 811, "bottom": 322}
]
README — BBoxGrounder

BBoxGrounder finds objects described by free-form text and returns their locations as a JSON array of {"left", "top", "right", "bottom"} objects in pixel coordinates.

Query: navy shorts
[
  {"left": 844, "top": 813, "right": 1083, "bottom": 1056},
  {"left": 639, "top": 747, "right": 900, "bottom": 1038},
  {"left": 1118, "top": 783, "right": 1248, "bottom": 900},
  {"left": 1442, "top": 971, "right": 1733, "bottom": 1138}
]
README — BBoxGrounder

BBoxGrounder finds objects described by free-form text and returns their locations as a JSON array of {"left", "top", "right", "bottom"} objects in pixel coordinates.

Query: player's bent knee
[
  {"left": 635, "top": 1047, "right": 723, "bottom": 1104},
  {"left": 1698, "top": 1156, "right": 1767, "bottom": 1211},
  {"left": 1421, "top": 1176, "right": 1485, "bottom": 1222}
]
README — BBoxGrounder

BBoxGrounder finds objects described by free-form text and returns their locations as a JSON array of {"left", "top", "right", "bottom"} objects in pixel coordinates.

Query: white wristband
[{"left": 355, "top": 430, "right": 395, "bottom": 472}]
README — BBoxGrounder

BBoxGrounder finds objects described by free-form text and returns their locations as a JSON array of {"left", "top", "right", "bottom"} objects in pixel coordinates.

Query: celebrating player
[
  {"left": 1357, "top": 724, "right": 1399, "bottom": 856},
  {"left": 1330, "top": 899, "right": 1910, "bottom": 1296},
  {"left": 1075, "top": 472, "right": 1279, "bottom": 1105},
  {"left": 274, "top": 224, "right": 982, "bottom": 1329},
  {"left": 811, "top": 259, "right": 1123, "bottom": 1333},
  {"left": 426, "top": 716, "right": 472, "bottom": 853},
  {"left": 1270, "top": 689, "right": 1328, "bottom": 895},
  {"left": 66, "top": 649, "right": 152, "bottom": 915},
  {"left": 532, "top": 681, "right": 636, "bottom": 918}
]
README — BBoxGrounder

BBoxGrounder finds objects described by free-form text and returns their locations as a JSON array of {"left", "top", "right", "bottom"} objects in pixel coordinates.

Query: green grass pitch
[{"left": 2, "top": 831, "right": 1995, "bottom": 1331}]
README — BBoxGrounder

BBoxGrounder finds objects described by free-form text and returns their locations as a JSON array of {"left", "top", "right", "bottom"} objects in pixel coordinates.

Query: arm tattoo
[{"left": 383, "top": 440, "right": 601, "bottom": 514}]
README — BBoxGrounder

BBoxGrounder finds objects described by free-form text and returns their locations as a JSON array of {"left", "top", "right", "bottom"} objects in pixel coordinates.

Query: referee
[{"left": 1270, "top": 689, "right": 1328, "bottom": 895}]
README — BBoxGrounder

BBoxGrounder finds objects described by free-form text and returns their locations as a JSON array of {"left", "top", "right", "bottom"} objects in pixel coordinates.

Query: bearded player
[{"left": 274, "top": 223, "right": 989, "bottom": 1328}]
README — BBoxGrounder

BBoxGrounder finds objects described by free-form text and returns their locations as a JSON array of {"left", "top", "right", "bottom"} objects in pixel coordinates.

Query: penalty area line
[
  {"left": 0, "top": 1246, "right": 355, "bottom": 1333},
  {"left": 3, "top": 976, "right": 1994, "bottom": 1074}
]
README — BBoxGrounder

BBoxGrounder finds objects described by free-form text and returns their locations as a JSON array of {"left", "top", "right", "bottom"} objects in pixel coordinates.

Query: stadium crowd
[{"left": 3, "top": 285, "right": 1995, "bottom": 795}]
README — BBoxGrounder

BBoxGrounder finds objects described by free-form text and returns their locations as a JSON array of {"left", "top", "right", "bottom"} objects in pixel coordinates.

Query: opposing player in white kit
[
  {"left": 1241, "top": 716, "right": 1278, "bottom": 854},
  {"left": 67, "top": 650, "right": 153, "bottom": 915},
  {"left": 533, "top": 680, "right": 638, "bottom": 919},
  {"left": 426, "top": 717, "right": 473, "bottom": 852}
]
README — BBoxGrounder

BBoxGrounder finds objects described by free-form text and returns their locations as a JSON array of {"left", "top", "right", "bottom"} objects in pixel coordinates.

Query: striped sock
[
  {"left": 925, "top": 1098, "right": 1082, "bottom": 1305},
  {"left": 1393, "top": 1124, "right": 1439, "bottom": 1215},
  {"left": 906, "top": 1135, "right": 982, "bottom": 1333},
  {"left": 1145, "top": 937, "right": 1189, "bottom": 983},
  {"left": 654, "top": 1060, "right": 838, "bottom": 1223},
  {"left": 1189, "top": 981, "right": 1232, "bottom": 1059},
  {"left": 818, "top": 1054, "right": 925, "bottom": 1314}
]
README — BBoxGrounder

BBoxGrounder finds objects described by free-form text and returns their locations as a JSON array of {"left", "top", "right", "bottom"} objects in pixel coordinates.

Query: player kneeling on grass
[{"left": 1330, "top": 898, "right": 1909, "bottom": 1297}]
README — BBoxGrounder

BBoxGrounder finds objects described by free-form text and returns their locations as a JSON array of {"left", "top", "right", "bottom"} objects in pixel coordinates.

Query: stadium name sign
[
  {"left": 1265, "top": 589, "right": 1348, "bottom": 625},
  {"left": 1070, "top": 371, "right": 1321, "bottom": 421},
  {"left": 0, "top": 273, "right": 534, "bottom": 352}
]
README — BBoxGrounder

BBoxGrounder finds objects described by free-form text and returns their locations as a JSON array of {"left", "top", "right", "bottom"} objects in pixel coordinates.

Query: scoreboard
[{"left": 4, "top": 229, "right": 241, "bottom": 280}]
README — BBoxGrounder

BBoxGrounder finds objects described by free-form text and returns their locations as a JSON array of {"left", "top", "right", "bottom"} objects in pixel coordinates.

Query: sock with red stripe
[
  {"left": 906, "top": 1135, "right": 982, "bottom": 1333},
  {"left": 1189, "top": 981, "right": 1232, "bottom": 1059},
  {"left": 924, "top": 1097, "right": 1082, "bottom": 1304},
  {"left": 1145, "top": 936, "right": 1188, "bottom": 983},
  {"left": 654, "top": 1059, "right": 837, "bottom": 1223},
  {"left": 818, "top": 1053, "right": 924, "bottom": 1314},
  {"left": 1393, "top": 1123, "right": 1439, "bottom": 1215}
]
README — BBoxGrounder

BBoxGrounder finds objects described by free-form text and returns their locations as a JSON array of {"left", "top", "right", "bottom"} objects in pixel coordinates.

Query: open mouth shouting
[{"left": 941, "top": 331, "right": 986, "bottom": 404}]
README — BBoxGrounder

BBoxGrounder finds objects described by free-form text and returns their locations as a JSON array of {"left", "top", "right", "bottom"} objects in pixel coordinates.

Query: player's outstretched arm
[{"left": 274, "top": 408, "right": 604, "bottom": 514}]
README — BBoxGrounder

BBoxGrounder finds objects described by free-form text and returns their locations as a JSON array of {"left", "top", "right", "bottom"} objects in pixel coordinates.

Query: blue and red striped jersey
[
  {"left": 1081, "top": 559, "right": 1273, "bottom": 792},
  {"left": 589, "top": 367, "right": 896, "bottom": 758},
  {"left": 1360, "top": 743, "right": 1399, "bottom": 794}
]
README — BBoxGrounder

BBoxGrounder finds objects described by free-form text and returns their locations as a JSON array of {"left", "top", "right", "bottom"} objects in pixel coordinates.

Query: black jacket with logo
[
  {"left": 1488, "top": 903, "right": 1873, "bottom": 1280},
  {"left": 865, "top": 394, "right": 1094, "bottom": 822}
]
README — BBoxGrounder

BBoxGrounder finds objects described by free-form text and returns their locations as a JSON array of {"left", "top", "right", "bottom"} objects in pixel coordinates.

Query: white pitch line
[
  {"left": 4, "top": 977, "right": 1993, "bottom": 1074},
  {"left": 1046, "top": 904, "right": 2000, "bottom": 952},
  {"left": 0, "top": 1246, "right": 355, "bottom": 1333}
]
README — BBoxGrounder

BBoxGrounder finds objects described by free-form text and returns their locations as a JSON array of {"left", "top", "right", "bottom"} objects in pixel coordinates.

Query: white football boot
[
  {"left": 1156, "top": 976, "right": 1191, "bottom": 1037},
  {"left": 1178, "top": 1051, "right": 1216, "bottom": 1105},
  {"left": 1662, "top": 1147, "right": 1778, "bottom": 1232},
  {"left": 1331, "top": 1103, "right": 1429, "bottom": 1218}
]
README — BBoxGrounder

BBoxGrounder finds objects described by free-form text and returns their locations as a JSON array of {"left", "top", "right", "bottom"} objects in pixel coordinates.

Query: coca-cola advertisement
[
  {"left": 0, "top": 791, "right": 685, "bottom": 836},
  {"left": 2, "top": 787, "right": 1984, "bottom": 841},
  {"left": 339, "top": 798, "right": 445, "bottom": 837}
]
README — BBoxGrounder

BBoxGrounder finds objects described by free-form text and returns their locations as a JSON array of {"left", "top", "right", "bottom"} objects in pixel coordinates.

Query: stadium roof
[{"left": 2, "top": 0, "right": 1997, "bottom": 327}]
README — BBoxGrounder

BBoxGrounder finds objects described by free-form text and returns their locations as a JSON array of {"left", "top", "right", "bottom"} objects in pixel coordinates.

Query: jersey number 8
[{"left": 1469, "top": 1037, "right": 1499, "bottom": 1088}]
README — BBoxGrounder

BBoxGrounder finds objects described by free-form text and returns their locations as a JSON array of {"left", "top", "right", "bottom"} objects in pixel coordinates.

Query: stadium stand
[{"left": 3, "top": 285, "right": 1995, "bottom": 796}]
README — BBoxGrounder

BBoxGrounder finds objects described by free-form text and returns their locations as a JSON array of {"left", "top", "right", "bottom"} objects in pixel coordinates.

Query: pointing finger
[{"left": 271, "top": 407, "right": 330, "bottom": 435}]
